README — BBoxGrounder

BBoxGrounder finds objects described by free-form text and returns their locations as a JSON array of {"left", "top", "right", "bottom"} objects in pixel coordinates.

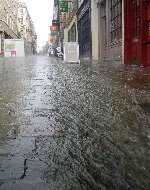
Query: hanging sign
[
  {"left": 52, "top": 19, "right": 60, "bottom": 25},
  {"left": 63, "top": 42, "right": 80, "bottom": 63},
  {"left": 60, "top": 1, "right": 68, "bottom": 12}
]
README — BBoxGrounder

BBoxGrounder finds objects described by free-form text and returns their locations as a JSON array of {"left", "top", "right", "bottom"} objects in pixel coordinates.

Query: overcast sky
[{"left": 20, "top": 0, "right": 53, "bottom": 49}]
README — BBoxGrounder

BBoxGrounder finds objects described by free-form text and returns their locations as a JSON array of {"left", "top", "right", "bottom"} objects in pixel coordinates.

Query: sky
[{"left": 20, "top": 0, "right": 53, "bottom": 49}]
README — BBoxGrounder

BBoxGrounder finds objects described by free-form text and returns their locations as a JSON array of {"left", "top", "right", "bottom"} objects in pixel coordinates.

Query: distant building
[
  {"left": 50, "top": 0, "right": 59, "bottom": 47},
  {"left": 0, "top": 0, "right": 20, "bottom": 55},
  {"left": 64, "top": 0, "right": 78, "bottom": 43}
]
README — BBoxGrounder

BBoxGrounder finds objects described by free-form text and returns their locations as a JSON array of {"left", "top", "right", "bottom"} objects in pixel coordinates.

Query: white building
[
  {"left": 0, "top": 0, "right": 19, "bottom": 55},
  {"left": 17, "top": 2, "right": 37, "bottom": 55}
]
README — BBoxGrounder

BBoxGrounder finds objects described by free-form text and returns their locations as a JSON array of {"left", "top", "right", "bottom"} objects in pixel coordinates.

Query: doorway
[{"left": 124, "top": 0, "right": 150, "bottom": 66}]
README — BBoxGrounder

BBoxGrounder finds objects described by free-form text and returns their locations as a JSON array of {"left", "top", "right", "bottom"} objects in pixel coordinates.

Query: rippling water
[{"left": 0, "top": 57, "right": 150, "bottom": 190}]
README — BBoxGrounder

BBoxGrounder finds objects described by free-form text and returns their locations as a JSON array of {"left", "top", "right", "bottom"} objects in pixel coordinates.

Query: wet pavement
[{"left": 0, "top": 56, "right": 150, "bottom": 190}]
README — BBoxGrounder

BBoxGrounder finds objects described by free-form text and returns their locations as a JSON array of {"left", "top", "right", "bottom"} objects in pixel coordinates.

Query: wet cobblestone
[{"left": 0, "top": 56, "right": 150, "bottom": 190}]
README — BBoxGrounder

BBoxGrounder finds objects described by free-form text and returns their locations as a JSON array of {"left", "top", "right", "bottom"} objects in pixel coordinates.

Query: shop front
[{"left": 124, "top": 0, "right": 150, "bottom": 66}]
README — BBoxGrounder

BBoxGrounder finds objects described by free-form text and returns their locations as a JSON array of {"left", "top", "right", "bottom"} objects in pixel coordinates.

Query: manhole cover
[{"left": 139, "top": 103, "right": 150, "bottom": 113}]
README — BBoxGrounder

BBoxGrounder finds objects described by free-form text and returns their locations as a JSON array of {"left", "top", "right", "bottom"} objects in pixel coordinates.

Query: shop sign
[
  {"left": 5, "top": 43, "right": 15, "bottom": 51},
  {"left": 63, "top": 42, "right": 80, "bottom": 63},
  {"left": 4, "top": 39, "right": 25, "bottom": 57},
  {"left": 52, "top": 19, "right": 60, "bottom": 24},
  {"left": 60, "top": 1, "right": 68, "bottom": 12}
]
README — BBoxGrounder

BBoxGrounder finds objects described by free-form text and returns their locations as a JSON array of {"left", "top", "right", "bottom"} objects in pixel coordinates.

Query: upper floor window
[{"left": 110, "top": 0, "right": 122, "bottom": 42}]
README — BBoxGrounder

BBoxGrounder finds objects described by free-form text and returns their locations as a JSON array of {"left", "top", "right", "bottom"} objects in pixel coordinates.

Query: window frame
[{"left": 110, "top": 0, "right": 122, "bottom": 42}]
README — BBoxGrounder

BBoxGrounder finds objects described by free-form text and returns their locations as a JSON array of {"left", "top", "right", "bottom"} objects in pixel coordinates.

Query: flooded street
[{"left": 0, "top": 56, "right": 150, "bottom": 190}]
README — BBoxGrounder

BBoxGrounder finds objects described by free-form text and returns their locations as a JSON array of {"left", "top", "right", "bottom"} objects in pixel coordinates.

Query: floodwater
[{"left": 0, "top": 56, "right": 150, "bottom": 190}]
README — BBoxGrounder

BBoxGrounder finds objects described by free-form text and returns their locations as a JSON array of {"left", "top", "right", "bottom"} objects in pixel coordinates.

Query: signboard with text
[
  {"left": 52, "top": 19, "right": 60, "bottom": 25},
  {"left": 60, "top": 1, "right": 68, "bottom": 12},
  {"left": 4, "top": 39, "right": 25, "bottom": 57},
  {"left": 63, "top": 42, "right": 80, "bottom": 63}
]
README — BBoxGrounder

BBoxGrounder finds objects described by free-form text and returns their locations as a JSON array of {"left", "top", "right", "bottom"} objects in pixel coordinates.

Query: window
[{"left": 110, "top": 0, "right": 122, "bottom": 42}]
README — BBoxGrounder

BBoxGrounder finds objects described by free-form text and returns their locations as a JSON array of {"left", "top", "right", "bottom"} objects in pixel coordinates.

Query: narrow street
[{"left": 0, "top": 56, "right": 150, "bottom": 190}]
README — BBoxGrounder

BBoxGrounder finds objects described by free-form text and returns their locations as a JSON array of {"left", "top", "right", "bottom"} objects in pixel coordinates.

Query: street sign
[
  {"left": 63, "top": 42, "right": 80, "bottom": 63},
  {"left": 60, "top": 1, "right": 68, "bottom": 12}
]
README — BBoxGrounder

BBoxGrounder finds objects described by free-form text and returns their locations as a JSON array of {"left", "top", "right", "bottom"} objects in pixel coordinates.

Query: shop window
[{"left": 110, "top": 0, "right": 122, "bottom": 42}]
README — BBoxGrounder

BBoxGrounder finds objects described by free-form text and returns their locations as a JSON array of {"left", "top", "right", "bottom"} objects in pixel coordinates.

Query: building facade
[
  {"left": 0, "top": 0, "right": 19, "bottom": 55},
  {"left": 66, "top": 0, "right": 78, "bottom": 43},
  {"left": 124, "top": 0, "right": 150, "bottom": 67},
  {"left": 17, "top": 2, "right": 37, "bottom": 55},
  {"left": 51, "top": 0, "right": 150, "bottom": 67},
  {"left": 50, "top": 0, "right": 60, "bottom": 47},
  {"left": 96, "top": 0, "right": 123, "bottom": 62},
  {"left": 77, "top": 0, "right": 92, "bottom": 59},
  {"left": 94, "top": 0, "right": 150, "bottom": 67}
]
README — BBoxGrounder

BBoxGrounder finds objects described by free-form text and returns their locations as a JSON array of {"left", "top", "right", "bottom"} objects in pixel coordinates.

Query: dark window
[{"left": 110, "top": 0, "right": 122, "bottom": 42}]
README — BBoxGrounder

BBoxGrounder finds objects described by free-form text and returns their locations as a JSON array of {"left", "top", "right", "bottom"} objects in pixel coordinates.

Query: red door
[
  {"left": 125, "top": 0, "right": 150, "bottom": 67},
  {"left": 124, "top": 0, "right": 142, "bottom": 65}
]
